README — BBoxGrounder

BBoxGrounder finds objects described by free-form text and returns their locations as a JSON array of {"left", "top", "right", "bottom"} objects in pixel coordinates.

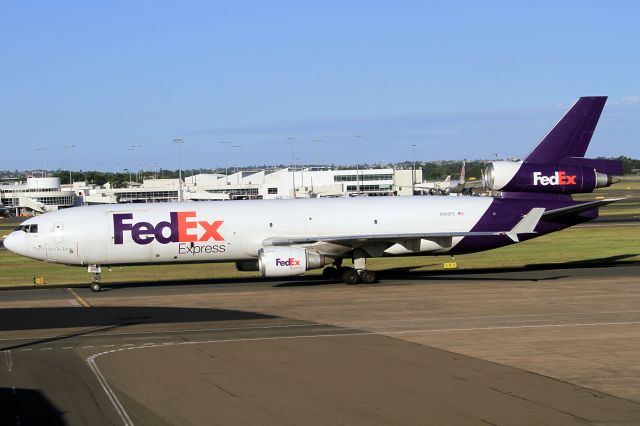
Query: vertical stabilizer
[{"left": 524, "top": 97, "right": 607, "bottom": 163}]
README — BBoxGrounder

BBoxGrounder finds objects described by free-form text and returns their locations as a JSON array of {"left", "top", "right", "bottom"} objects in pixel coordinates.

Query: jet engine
[
  {"left": 258, "top": 247, "right": 331, "bottom": 277},
  {"left": 485, "top": 161, "right": 618, "bottom": 194}
]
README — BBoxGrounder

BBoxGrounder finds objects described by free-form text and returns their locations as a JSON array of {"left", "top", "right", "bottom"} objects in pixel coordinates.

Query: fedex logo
[
  {"left": 532, "top": 171, "right": 577, "bottom": 186},
  {"left": 275, "top": 257, "right": 301, "bottom": 267},
  {"left": 113, "top": 211, "right": 223, "bottom": 245}
]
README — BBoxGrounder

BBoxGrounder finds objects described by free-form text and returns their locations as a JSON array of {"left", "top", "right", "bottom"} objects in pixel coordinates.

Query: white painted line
[
  {"left": 82, "top": 346, "right": 95, "bottom": 349},
  {"left": 4, "top": 350, "right": 12, "bottom": 373},
  {"left": 86, "top": 356, "right": 134, "bottom": 426},
  {"left": 2, "top": 314, "right": 637, "bottom": 344},
  {"left": 19, "top": 349, "right": 32, "bottom": 352},
  {"left": 83, "top": 318, "right": 640, "bottom": 426},
  {"left": 103, "top": 345, "right": 115, "bottom": 348},
  {"left": 61, "top": 347, "right": 74, "bottom": 350},
  {"left": 40, "top": 348, "right": 52, "bottom": 351},
  {"left": 340, "top": 310, "right": 640, "bottom": 326},
  {"left": 380, "top": 321, "right": 640, "bottom": 335}
]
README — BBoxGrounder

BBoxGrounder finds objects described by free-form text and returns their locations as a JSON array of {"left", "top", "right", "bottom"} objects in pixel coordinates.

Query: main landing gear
[{"left": 322, "top": 253, "right": 378, "bottom": 285}]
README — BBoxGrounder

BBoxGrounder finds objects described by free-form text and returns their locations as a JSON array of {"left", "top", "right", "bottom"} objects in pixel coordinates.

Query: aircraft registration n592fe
[{"left": 3, "top": 97, "right": 623, "bottom": 291}]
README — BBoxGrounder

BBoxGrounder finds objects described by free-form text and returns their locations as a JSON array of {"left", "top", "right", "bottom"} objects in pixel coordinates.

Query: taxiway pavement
[{"left": 1, "top": 263, "right": 640, "bottom": 425}]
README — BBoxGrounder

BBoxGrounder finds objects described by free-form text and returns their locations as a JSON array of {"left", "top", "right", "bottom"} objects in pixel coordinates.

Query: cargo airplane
[{"left": 3, "top": 97, "right": 623, "bottom": 291}]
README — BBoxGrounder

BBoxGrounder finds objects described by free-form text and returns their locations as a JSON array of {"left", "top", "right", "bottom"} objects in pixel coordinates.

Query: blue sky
[{"left": 1, "top": 1, "right": 639, "bottom": 171}]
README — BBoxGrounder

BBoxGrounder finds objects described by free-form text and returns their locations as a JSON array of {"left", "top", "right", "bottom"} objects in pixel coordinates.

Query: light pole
[
  {"left": 410, "top": 144, "right": 417, "bottom": 195},
  {"left": 232, "top": 145, "right": 242, "bottom": 180},
  {"left": 64, "top": 145, "right": 75, "bottom": 184},
  {"left": 220, "top": 141, "right": 231, "bottom": 185},
  {"left": 124, "top": 168, "right": 132, "bottom": 185},
  {"left": 189, "top": 148, "right": 196, "bottom": 186},
  {"left": 173, "top": 138, "right": 184, "bottom": 201},
  {"left": 288, "top": 137, "right": 296, "bottom": 197},
  {"left": 352, "top": 136, "right": 362, "bottom": 194},
  {"left": 36, "top": 146, "right": 47, "bottom": 178},
  {"left": 312, "top": 139, "right": 323, "bottom": 168},
  {"left": 128, "top": 145, "right": 142, "bottom": 182}
]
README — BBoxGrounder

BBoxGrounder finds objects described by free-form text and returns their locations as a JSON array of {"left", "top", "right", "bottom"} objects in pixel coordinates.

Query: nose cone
[{"left": 3, "top": 231, "right": 24, "bottom": 256}]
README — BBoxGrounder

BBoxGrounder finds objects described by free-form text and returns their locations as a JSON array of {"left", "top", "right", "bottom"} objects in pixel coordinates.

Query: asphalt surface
[{"left": 1, "top": 263, "right": 640, "bottom": 425}]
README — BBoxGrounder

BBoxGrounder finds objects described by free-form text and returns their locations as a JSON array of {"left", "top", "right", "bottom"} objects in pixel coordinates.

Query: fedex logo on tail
[
  {"left": 275, "top": 257, "right": 301, "bottom": 267},
  {"left": 114, "top": 212, "right": 223, "bottom": 245},
  {"left": 532, "top": 171, "right": 577, "bottom": 186}
]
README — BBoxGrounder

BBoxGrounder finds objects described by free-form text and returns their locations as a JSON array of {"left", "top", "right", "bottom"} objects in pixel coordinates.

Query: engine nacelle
[
  {"left": 485, "top": 161, "right": 617, "bottom": 194},
  {"left": 258, "top": 247, "right": 330, "bottom": 277}
]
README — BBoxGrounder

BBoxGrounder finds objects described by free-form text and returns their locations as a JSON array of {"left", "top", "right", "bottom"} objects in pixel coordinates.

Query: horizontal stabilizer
[
  {"left": 506, "top": 207, "right": 545, "bottom": 242},
  {"left": 542, "top": 199, "right": 622, "bottom": 221},
  {"left": 560, "top": 157, "right": 624, "bottom": 176}
]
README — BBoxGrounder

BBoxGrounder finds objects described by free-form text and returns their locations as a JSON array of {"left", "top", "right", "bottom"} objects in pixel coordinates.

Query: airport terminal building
[
  {"left": 0, "top": 177, "right": 76, "bottom": 216},
  {"left": 2, "top": 167, "right": 422, "bottom": 214},
  {"left": 83, "top": 167, "right": 420, "bottom": 204}
]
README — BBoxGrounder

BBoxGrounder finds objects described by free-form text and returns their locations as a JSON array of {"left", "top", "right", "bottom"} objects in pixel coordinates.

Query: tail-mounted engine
[
  {"left": 258, "top": 247, "right": 331, "bottom": 277},
  {"left": 485, "top": 161, "right": 619, "bottom": 195}
]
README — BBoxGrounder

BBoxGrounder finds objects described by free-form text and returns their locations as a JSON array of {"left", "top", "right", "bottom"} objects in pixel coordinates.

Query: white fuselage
[{"left": 4, "top": 197, "right": 494, "bottom": 266}]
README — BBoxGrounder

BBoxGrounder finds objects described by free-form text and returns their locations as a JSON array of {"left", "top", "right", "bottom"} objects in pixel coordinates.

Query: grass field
[
  {"left": 1, "top": 224, "right": 638, "bottom": 288},
  {"left": 575, "top": 175, "right": 640, "bottom": 217}
]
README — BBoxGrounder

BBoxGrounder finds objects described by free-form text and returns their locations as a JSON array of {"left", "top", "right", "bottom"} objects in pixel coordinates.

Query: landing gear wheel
[
  {"left": 343, "top": 269, "right": 361, "bottom": 285},
  {"left": 322, "top": 267, "right": 338, "bottom": 280},
  {"left": 361, "top": 270, "right": 377, "bottom": 284},
  {"left": 90, "top": 282, "right": 101, "bottom": 292}
]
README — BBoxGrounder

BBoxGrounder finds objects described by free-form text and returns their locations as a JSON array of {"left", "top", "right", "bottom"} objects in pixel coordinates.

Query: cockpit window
[{"left": 18, "top": 224, "right": 38, "bottom": 233}]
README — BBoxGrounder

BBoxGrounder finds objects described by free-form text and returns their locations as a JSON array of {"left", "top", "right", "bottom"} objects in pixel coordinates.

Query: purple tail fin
[{"left": 524, "top": 96, "right": 607, "bottom": 163}]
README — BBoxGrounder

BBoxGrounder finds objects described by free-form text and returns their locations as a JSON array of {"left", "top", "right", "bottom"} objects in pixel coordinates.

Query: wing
[{"left": 263, "top": 208, "right": 545, "bottom": 249}]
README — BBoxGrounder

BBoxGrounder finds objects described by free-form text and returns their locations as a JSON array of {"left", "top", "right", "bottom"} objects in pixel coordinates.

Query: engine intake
[{"left": 258, "top": 247, "right": 331, "bottom": 277}]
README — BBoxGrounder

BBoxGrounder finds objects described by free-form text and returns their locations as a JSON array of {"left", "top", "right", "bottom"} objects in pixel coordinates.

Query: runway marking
[
  {"left": 339, "top": 310, "right": 640, "bottom": 325},
  {"left": 4, "top": 350, "right": 12, "bottom": 373},
  {"left": 380, "top": 321, "right": 640, "bottom": 334},
  {"left": 103, "top": 345, "right": 115, "bottom": 348},
  {"left": 61, "top": 347, "right": 73, "bottom": 350},
  {"left": 83, "top": 319, "right": 640, "bottom": 426},
  {"left": 40, "top": 348, "right": 52, "bottom": 351},
  {"left": 19, "top": 349, "right": 31, "bottom": 352},
  {"left": 67, "top": 288, "right": 91, "bottom": 308},
  {"left": 0, "top": 323, "right": 329, "bottom": 342},
  {"left": 86, "top": 356, "right": 134, "bottom": 426}
]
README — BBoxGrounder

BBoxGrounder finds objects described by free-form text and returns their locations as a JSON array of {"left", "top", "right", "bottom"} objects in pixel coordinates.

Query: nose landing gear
[{"left": 88, "top": 265, "right": 102, "bottom": 292}]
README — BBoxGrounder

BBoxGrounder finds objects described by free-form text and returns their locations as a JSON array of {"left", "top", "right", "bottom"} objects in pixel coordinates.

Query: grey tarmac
[{"left": 1, "top": 263, "right": 640, "bottom": 425}]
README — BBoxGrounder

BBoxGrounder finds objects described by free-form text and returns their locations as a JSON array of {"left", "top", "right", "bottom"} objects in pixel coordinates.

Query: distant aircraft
[
  {"left": 3, "top": 97, "right": 622, "bottom": 291},
  {"left": 418, "top": 161, "right": 480, "bottom": 195}
]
